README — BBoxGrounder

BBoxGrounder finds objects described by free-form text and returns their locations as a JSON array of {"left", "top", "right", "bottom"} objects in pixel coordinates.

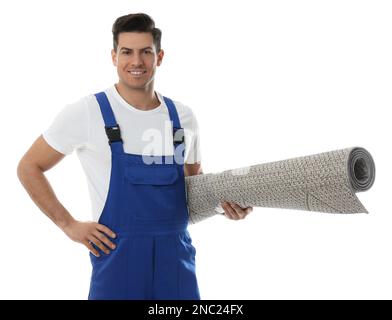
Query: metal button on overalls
[{"left": 88, "top": 92, "right": 200, "bottom": 300}]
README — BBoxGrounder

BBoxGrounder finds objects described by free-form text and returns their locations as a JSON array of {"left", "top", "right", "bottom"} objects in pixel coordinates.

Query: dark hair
[{"left": 112, "top": 13, "right": 162, "bottom": 53}]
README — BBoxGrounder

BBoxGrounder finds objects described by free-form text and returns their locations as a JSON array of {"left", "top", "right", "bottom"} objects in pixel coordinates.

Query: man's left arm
[{"left": 184, "top": 163, "right": 253, "bottom": 220}]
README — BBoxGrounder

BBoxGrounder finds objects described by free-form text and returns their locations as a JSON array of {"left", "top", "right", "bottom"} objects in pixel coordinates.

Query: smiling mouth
[{"left": 128, "top": 70, "right": 147, "bottom": 77}]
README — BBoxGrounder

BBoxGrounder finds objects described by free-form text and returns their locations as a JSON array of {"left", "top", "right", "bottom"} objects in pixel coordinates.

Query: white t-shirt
[{"left": 43, "top": 85, "right": 202, "bottom": 222}]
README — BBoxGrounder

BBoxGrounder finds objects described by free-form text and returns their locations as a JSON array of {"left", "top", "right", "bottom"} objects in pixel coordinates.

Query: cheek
[
  {"left": 147, "top": 56, "right": 158, "bottom": 67},
  {"left": 116, "top": 57, "right": 128, "bottom": 67}
]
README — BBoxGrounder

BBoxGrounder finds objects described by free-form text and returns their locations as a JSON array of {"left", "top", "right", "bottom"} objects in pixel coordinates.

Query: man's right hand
[
  {"left": 17, "top": 136, "right": 117, "bottom": 258},
  {"left": 62, "top": 220, "right": 117, "bottom": 257}
]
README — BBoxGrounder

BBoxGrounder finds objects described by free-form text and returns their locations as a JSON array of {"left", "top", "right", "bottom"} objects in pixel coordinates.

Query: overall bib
[{"left": 88, "top": 92, "right": 200, "bottom": 300}]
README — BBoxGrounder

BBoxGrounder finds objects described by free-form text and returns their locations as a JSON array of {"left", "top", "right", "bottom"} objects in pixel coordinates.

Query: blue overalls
[{"left": 88, "top": 92, "right": 200, "bottom": 300}]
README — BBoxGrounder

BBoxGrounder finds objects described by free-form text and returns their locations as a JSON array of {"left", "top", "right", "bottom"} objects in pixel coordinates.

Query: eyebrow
[{"left": 119, "top": 46, "right": 153, "bottom": 51}]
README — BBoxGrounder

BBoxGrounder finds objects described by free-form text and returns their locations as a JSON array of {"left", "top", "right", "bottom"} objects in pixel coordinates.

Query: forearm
[
  {"left": 184, "top": 163, "right": 203, "bottom": 176},
  {"left": 17, "top": 160, "right": 75, "bottom": 231}
]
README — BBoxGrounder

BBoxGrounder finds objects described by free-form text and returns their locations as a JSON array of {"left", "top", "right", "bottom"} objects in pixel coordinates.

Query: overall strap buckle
[
  {"left": 105, "top": 125, "right": 123, "bottom": 144},
  {"left": 173, "top": 127, "right": 185, "bottom": 145}
]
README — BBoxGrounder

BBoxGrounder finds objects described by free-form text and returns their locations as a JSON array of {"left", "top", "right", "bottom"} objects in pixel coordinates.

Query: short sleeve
[
  {"left": 184, "top": 111, "right": 202, "bottom": 164},
  {"left": 42, "top": 98, "right": 89, "bottom": 155}
]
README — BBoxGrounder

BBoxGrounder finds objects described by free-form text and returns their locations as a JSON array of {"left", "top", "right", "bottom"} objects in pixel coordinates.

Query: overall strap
[
  {"left": 94, "top": 92, "right": 124, "bottom": 154},
  {"left": 163, "top": 96, "right": 185, "bottom": 148}
]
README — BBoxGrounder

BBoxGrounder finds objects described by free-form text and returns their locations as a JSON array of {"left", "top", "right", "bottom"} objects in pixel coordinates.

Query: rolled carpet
[{"left": 185, "top": 147, "right": 375, "bottom": 224}]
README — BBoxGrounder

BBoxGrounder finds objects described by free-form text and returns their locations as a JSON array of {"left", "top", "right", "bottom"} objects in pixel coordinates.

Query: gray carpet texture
[{"left": 186, "top": 147, "right": 375, "bottom": 224}]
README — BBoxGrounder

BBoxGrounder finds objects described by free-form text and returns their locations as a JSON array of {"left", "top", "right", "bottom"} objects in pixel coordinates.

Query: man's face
[{"left": 111, "top": 32, "right": 164, "bottom": 90}]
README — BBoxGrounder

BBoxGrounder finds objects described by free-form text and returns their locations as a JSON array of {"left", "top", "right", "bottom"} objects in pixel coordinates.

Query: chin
[{"left": 126, "top": 82, "right": 148, "bottom": 90}]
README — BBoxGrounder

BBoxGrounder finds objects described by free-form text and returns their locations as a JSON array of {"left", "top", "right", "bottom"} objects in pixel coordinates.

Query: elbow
[
  {"left": 17, "top": 157, "right": 39, "bottom": 184},
  {"left": 17, "top": 158, "right": 28, "bottom": 183}
]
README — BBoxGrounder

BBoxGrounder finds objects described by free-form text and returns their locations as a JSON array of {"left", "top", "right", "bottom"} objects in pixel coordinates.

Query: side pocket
[
  {"left": 89, "top": 236, "right": 130, "bottom": 298},
  {"left": 89, "top": 235, "right": 121, "bottom": 265},
  {"left": 183, "top": 232, "right": 197, "bottom": 257},
  {"left": 89, "top": 251, "right": 110, "bottom": 265}
]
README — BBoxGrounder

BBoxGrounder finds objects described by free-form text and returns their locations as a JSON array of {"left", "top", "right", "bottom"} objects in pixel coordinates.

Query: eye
[
  {"left": 144, "top": 50, "right": 152, "bottom": 54},
  {"left": 122, "top": 51, "right": 130, "bottom": 55}
]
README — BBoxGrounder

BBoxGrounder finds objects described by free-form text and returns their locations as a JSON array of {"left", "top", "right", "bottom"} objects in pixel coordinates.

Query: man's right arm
[{"left": 17, "top": 135, "right": 116, "bottom": 257}]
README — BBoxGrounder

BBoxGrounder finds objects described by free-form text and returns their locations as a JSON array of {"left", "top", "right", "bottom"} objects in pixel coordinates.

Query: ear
[
  {"left": 111, "top": 49, "right": 117, "bottom": 66},
  {"left": 157, "top": 49, "right": 164, "bottom": 66}
]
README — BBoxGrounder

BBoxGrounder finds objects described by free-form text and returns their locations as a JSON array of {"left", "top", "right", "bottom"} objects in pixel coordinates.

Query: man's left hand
[{"left": 221, "top": 201, "right": 253, "bottom": 220}]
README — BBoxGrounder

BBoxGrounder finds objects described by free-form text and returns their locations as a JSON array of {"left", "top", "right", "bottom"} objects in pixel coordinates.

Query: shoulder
[
  {"left": 83, "top": 93, "right": 100, "bottom": 111},
  {"left": 160, "top": 94, "right": 197, "bottom": 129},
  {"left": 79, "top": 91, "right": 109, "bottom": 122},
  {"left": 49, "top": 95, "right": 90, "bottom": 124},
  {"left": 170, "top": 98, "right": 193, "bottom": 114}
]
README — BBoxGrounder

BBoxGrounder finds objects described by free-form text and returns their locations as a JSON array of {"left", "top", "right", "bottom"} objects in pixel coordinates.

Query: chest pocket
[{"left": 124, "top": 165, "right": 181, "bottom": 220}]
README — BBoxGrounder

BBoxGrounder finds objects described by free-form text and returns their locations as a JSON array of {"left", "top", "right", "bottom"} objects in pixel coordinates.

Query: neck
[{"left": 115, "top": 81, "right": 160, "bottom": 111}]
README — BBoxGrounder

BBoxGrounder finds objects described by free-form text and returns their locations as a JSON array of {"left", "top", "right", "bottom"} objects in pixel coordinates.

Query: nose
[{"left": 131, "top": 52, "right": 143, "bottom": 67}]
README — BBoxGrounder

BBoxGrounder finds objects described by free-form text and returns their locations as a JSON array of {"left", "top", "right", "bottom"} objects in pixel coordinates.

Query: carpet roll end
[{"left": 348, "top": 147, "right": 376, "bottom": 192}]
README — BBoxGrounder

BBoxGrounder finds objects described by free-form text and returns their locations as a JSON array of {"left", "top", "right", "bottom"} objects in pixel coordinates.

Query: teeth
[{"left": 129, "top": 71, "right": 144, "bottom": 75}]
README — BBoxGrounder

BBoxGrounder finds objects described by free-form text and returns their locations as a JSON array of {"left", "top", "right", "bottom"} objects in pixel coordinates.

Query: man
[{"left": 17, "top": 13, "right": 252, "bottom": 300}]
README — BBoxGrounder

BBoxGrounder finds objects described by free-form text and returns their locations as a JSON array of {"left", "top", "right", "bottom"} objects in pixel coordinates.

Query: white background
[{"left": 1, "top": 0, "right": 391, "bottom": 299}]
